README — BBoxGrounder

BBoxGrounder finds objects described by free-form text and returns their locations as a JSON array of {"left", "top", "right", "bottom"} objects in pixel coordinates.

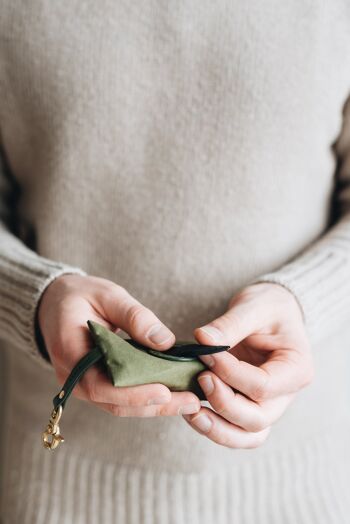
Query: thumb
[
  {"left": 98, "top": 284, "right": 176, "bottom": 350},
  {"left": 194, "top": 300, "right": 263, "bottom": 348}
]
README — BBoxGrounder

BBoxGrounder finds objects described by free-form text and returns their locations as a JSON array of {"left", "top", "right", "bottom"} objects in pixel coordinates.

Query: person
[{"left": 0, "top": 2, "right": 349, "bottom": 523}]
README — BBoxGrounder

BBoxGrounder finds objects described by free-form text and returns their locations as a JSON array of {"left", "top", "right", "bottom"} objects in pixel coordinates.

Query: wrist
[
  {"left": 231, "top": 281, "right": 305, "bottom": 325},
  {"left": 36, "top": 273, "right": 87, "bottom": 361},
  {"left": 34, "top": 298, "right": 50, "bottom": 361},
  {"left": 253, "top": 281, "right": 305, "bottom": 324}
]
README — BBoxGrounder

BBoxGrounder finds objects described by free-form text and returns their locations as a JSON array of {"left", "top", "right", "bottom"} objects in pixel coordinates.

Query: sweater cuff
[
  {"left": 0, "top": 229, "right": 87, "bottom": 369},
  {"left": 250, "top": 226, "right": 350, "bottom": 344}
]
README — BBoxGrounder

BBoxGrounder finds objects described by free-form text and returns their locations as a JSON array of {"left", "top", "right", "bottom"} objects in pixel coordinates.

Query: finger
[
  {"left": 197, "top": 349, "right": 312, "bottom": 401},
  {"left": 197, "top": 371, "right": 295, "bottom": 432},
  {"left": 98, "top": 285, "right": 176, "bottom": 350},
  {"left": 71, "top": 365, "right": 175, "bottom": 407},
  {"left": 194, "top": 299, "right": 266, "bottom": 348},
  {"left": 92, "top": 391, "right": 201, "bottom": 417},
  {"left": 182, "top": 407, "right": 271, "bottom": 449}
]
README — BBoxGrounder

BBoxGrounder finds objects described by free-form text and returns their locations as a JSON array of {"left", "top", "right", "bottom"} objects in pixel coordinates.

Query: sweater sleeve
[
  {"left": 250, "top": 95, "right": 350, "bottom": 345},
  {"left": 0, "top": 151, "right": 87, "bottom": 369}
]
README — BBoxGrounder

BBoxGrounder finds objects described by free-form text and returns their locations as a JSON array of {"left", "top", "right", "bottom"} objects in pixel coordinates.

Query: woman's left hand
[{"left": 182, "top": 283, "right": 314, "bottom": 448}]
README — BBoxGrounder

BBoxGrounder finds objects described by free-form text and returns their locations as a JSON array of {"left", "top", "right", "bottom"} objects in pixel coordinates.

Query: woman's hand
[
  {"left": 182, "top": 283, "right": 314, "bottom": 448},
  {"left": 38, "top": 274, "right": 201, "bottom": 417}
]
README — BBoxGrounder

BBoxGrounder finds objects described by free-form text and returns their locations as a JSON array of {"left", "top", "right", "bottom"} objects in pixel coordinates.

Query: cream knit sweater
[{"left": 1, "top": 2, "right": 350, "bottom": 523}]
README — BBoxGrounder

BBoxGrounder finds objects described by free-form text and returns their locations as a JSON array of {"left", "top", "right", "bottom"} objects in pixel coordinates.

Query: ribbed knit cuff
[
  {"left": 0, "top": 226, "right": 87, "bottom": 369},
  {"left": 250, "top": 220, "right": 350, "bottom": 344}
]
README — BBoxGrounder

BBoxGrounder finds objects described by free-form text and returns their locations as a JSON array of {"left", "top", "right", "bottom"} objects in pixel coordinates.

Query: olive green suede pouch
[
  {"left": 88, "top": 320, "right": 208, "bottom": 399},
  {"left": 42, "top": 320, "right": 229, "bottom": 450}
]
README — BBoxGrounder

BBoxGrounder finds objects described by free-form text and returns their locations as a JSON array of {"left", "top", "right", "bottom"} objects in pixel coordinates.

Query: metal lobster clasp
[{"left": 42, "top": 405, "right": 64, "bottom": 450}]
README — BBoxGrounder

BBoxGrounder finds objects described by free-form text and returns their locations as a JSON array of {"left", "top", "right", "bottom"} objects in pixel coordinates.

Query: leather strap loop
[
  {"left": 53, "top": 346, "right": 103, "bottom": 411},
  {"left": 52, "top": 341, "right": 230, "bottom": 411}
]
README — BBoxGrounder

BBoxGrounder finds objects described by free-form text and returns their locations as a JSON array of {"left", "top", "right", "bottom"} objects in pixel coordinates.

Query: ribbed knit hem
[
  {"left": 250, "top": 217, "right": 350, "bottom": 344},
  {"left": 3, "top": 425, "right": 349, "bottom": 524},
  {"left": 0, "top": 225, "right": 87, "bottom": 369}
]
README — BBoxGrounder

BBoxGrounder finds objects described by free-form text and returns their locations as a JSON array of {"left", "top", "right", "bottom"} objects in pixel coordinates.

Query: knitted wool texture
[{"left": 1, "top": 2, "right": 350, "bottom": 523}]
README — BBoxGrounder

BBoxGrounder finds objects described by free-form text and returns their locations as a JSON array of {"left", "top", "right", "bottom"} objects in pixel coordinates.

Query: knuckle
[
  {"left": 154, "top": 405, "right": 168, "bottom": 416},
  {"left": 217, "top": 434, "right": 234, "bottom": 448},
  {"left": 213, "top": 426, "right": 271, "bottom": 450},
  {"left": 108, "top": 404, "right": 122, "bottom": 417},
  {"left": 103, "top": 286, "right": 125, "bottom": 305},
  {"left": 212, "top": 363, "right": 234, "bottom": 386},
  {"left": 216, "top": 311, "right": 241, "bottom": 336},
  {"left": 215, "top": 428, "right": 244, "bottom": 449},
  {"left": 101, "top": 283, "right": 129, "bottom": 306},
  {"left": 84, "top": 380, "right": 99, "bottom": 403},
  {"left": 248, "top": 413, "right": 268, "bottom": 433},
  {"left": 113, "top": 283, "right": 128, "bottom": 298},
  {"left": 126, "top": 391, "right": 140, "bottom": 407},
  {"left": 214, "top": 399, "right": 229, "bottom": 418},
  {"left": 247, "top": 428, "right": 271, "bottom": 448},
  {"left": 250, "top": 375, "right": 270, "bottom": 402},
  {"left": 245, "top": 439, "right": 263, "bottom": 449},
  {"left": 197, "top": 422, "right": 229, "bottom": 448},
  {"left": 125, "top": 303, "right": 148, "bottom": 330},
  {"left": 226, "top": 311, "right": 242, "bottom": 333},
  {"left": 218, "top": 366, "right": 232, "bottom": 385},
  {"left": 116, "top": 388, "right": 135, "bottom": 407}
]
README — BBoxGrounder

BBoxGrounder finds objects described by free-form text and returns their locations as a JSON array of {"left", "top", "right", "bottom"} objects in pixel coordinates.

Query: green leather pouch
[{"left": 41, "top": 320, "right": 229, "bottom": 450}]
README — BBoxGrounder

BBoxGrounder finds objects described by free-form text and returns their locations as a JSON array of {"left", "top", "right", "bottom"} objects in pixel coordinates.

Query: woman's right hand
[{"left": 37, "top": 274, "right": 201, "bottom": 417}]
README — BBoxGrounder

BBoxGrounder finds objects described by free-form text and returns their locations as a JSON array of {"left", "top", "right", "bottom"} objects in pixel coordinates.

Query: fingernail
[
  {"left": 198, "top": 375, "right": 214, "bottom": 395},
  {"left": 199, "top": 325, "right": 223, "bottom": 343},
  {"left": 147, "top": 395, "right": 170, "bottom": 405},
  {"left": 199, "top": 354, "right": 215, "bottom": 368},
  {"left": 147, "top": 324, "right": 173, "bottom": 345},
  {"left": 178, "top": 403, "right": 200, "bottom": 415},
  {"left": 191, "top": 413, "right": 212, "bottom": 433}
]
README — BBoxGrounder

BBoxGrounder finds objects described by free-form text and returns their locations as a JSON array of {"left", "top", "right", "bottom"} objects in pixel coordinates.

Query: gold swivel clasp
[{"left": 42, "top": 405, "right": 64, "bottom": 450}]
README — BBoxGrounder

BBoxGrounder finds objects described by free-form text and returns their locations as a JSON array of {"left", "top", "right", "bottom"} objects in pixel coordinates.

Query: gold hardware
[
  {"left": 59, "top": 390, "right": 65, "bottom": 399},
  {"left": 42, "top": 405, "right": 65, "bottom": 450}
]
